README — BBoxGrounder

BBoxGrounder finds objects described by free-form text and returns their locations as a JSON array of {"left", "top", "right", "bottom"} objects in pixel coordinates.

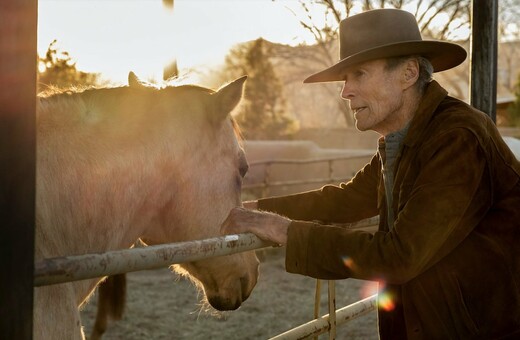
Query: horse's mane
[
  {"left": 37, "top": 81, "right": 211, "bottom": 115},
  {"left": 38, "top": 84, "right": 95, "bottom": 98},
  {"left": 38, "top": 81, "right": 212, "bottom": 98},
  {"left": 37, "top": 81, "right": 244, "bottom": 142}
]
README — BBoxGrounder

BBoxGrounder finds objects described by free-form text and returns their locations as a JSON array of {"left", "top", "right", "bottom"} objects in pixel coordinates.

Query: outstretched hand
[{"left": 220, "top": 207, "right": 291, "bottom": 246}]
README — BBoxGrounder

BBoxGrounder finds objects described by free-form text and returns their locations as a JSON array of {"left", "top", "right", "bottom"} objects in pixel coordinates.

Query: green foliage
[
  {"left": 508, "top": 72, "right": 520, "bottom": 126},
  {"left": 38, "top": 40, "right": 101, "bottom": 93},
  {"left": 223, "top": 38, "right": 299, "bottom": 140}
]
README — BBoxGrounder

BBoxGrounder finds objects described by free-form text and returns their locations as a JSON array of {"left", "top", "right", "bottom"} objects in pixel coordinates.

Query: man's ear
[{"left": 402, "top": 58, "right": 419, "bottom": 89}]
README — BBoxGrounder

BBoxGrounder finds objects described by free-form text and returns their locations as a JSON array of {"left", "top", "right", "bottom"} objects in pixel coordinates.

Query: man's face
[{"left": 340, "top": 59, "right": 407, "bottom": 135}]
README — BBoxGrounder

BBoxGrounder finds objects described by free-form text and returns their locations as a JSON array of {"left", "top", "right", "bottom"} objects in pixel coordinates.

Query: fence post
[
  {"left": 328, "top": 159, "right": 334, "bottom": 184},
  {"left": 313, "top": 279, "right": 322, "bottom": 340},
  {"left": 262, "top": 162, "right": 271, "bottom": 198},
  {"left": 328, "top": 281, "right": 337, "bottom": 339},
  {"left": 470, "top": 0, "right": 498, "bottom": 122},
  {"left": 0, "top": 0, "right": 38, "bottom": 338}
]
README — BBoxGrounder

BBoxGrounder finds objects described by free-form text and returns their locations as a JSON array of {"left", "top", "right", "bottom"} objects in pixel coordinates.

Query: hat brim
[{"left": 303, "top": 40, "right": 467, "bottom": 83}]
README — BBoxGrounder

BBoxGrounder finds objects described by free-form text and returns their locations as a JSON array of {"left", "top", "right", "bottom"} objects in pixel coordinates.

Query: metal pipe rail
[
  {"left": 34, "top": 233, "right": 272, "bottom": 287},
  {"left": 269, "top": 294, "right": 377, "bottom": 340}
]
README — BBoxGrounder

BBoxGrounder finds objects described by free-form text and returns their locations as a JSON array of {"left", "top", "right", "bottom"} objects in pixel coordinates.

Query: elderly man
[{"left": 222, "top": 9, "right": 520, "bottom": 339}]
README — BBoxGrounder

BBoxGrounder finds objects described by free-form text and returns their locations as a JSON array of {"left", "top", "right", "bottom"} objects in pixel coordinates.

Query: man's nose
[{"left": 341, "top": 81, "right": 354, "bottom": 99}]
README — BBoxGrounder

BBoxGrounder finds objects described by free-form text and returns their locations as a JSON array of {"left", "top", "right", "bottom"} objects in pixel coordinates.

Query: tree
[
  {"left": 498, "top": 0, "right": 520, "bottom": 92},
  {"left": 283, "top": 0, "right": 472, "bottom": 46},
  {"left": 38, "top": 40, "right": 101, "bottom": 93},
  {"left": 223, "top": 38, "right": 299, "bottom": 140}
]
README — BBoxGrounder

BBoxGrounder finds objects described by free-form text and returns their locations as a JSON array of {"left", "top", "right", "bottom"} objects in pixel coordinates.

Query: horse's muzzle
[{"left": 207, "top": 274, "right": 256, "bottom": 311}]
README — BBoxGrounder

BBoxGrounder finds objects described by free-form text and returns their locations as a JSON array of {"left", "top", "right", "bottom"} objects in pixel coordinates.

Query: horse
[
  {"left": 89, "top": 273, "right": 127, "bottom": 340},
  {"left": 34, "top": 72, "right": 259, "bottom": 340}
]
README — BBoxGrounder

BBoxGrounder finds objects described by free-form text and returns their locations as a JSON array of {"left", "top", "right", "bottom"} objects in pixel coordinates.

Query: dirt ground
[{"left": 80, "top": 248, "right": 379, "bottom": 340}]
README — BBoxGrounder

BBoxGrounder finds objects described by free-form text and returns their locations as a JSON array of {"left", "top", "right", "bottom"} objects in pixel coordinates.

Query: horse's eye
[
  {"left": 239, "top": 161, "right": 249, "bottom": 178},
  {"left": 238, "top": 151, "right": 249, "bottom": 178}
]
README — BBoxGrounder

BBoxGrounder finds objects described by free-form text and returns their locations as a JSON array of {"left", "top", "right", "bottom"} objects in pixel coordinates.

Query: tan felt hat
[{"left": 304, "top": 9, "right": 467, "bottom": 83}]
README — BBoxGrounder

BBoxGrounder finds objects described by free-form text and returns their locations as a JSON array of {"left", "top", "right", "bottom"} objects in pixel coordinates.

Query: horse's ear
[
  {"left": 128, "top": 71, "right": 147, "bottom": 88},
  {"left": 212, "top": 76, "right": 247, "bottom": 122}
]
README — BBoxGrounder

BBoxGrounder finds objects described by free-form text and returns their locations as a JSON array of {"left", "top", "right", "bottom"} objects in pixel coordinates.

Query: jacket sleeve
[
  {"left": 257, "top": 153, "right": 381, "bottom": 224},
  {"left": 285, "top": 128, "right": 492, "bottom": 283}
]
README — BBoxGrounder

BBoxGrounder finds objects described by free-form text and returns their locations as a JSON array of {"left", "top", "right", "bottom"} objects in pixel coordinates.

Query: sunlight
[
  {"left": 38, "top": 0, "right": 177, "bottom": 84},
  {"left": 37, "top": 1, "right": 484, "bottom": 85},
  {"left": 37, "top": 0, "right": 310, "bottom": 84}
]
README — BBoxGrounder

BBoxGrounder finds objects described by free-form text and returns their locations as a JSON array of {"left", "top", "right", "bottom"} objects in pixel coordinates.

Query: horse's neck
[
  {"left": 36, "top": 94, "right": 188, "bottom": 257},
  {"left": 37, "top": 147, "right": 172, "bottom": 256},
  {"left": 35, "top": 91, "right": 184, "bottom": 306}
]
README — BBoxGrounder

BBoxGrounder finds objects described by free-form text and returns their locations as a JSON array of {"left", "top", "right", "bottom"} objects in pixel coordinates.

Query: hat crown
[{"left": 340, "top": 9, "right": 422, "bottom": 60}]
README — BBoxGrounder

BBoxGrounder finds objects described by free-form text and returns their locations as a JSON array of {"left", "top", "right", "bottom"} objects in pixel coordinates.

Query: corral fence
[
  {"left": 34, "top": 230, "right": 379, "bottom": 339},
  {"left": 35, "top": 154, "right": 380, "bottom": 339},
  {"left": 243, "top": 154, "right": 373, "bottom": 198}
]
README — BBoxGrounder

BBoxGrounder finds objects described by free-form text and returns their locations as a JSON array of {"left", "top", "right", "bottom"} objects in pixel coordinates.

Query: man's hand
[{"left": 220, "top": 207, "right": 291, "bottom": 246}]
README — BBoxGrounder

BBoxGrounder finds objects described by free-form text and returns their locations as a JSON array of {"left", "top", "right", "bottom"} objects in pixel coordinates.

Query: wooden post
[
  {"left": 0, "top": 0, "right": 38, "bottom": 338},
  {"left": 469, "top": 0, "right": 498, "bottom": 122}
]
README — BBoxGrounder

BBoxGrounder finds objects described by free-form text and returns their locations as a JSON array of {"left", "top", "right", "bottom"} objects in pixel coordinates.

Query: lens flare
[
  {"left": 378, "top": 291, "right": 396, "bottom": 311},
  {"left": 342, "top": 257, "right": 396, "bottom": 311},
  {"left": 342, "top": 256, "right": 358, "bottom": 272},
  {"left": 360, "top": 280, "right": 379, "bottom": 298}
]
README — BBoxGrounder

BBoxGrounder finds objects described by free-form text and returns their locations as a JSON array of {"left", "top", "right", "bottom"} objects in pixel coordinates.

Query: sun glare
[
  {"left": 37, "top": 0, "right": 310, "bottom": 85},
  {"left": 38, "top": 0, "right": 180, "bottom": 84},
  {"left": 38, "top": 1, "right": 480, "bottom": 85}
]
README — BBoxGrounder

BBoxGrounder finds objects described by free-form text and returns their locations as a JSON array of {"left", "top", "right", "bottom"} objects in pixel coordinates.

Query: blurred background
[{"left": 38, "top": 0, "right": 520, "bottom": 199}]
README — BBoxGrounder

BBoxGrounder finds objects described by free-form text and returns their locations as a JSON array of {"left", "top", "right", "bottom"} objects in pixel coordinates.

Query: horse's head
[{"left": 133, "top": 74, "right": 259, "bottom": 310}]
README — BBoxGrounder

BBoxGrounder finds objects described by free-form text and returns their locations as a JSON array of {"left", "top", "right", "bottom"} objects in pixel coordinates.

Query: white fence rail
[{"left": 270, "top": 294, "right": 377, "bottom": 340}]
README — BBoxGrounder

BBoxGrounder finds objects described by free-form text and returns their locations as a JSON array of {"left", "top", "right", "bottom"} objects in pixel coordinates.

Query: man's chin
[{"left": 355, "top": 122, "right": 366, "bottom": 132}]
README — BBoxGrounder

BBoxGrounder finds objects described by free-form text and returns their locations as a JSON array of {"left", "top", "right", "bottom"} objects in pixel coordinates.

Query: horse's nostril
[{"left": 208, "top": 296, "right": 241, "bottom": 311}]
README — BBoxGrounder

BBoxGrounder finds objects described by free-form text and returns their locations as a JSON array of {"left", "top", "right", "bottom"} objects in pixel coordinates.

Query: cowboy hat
[{"left": 304, "top": 8, "right": 467, "bottom": 83}]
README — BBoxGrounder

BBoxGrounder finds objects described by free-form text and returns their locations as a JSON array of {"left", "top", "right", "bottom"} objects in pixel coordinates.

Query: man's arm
[{"left": 250, "top": 153, "right": 381, "bottom": 224}]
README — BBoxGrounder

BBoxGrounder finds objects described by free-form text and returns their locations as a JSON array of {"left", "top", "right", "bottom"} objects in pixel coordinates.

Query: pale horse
[{"left": 34, "top": 73, "right": 259, "bottom": 340}]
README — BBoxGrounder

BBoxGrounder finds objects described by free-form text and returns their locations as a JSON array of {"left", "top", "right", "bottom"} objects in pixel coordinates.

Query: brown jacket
[{"left": 258, "top": 81, "right": 520, "bottom": 339}]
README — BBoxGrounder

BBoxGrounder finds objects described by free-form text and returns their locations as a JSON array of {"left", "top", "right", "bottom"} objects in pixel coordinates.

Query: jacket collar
[{"left": 403, "top": 80, "right": 448, "bottom": 147}]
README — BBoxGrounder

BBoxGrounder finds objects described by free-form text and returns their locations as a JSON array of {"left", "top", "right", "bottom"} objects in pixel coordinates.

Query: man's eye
[{"left": 355, "top": 70, "right": 365, "bottom": 77}]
